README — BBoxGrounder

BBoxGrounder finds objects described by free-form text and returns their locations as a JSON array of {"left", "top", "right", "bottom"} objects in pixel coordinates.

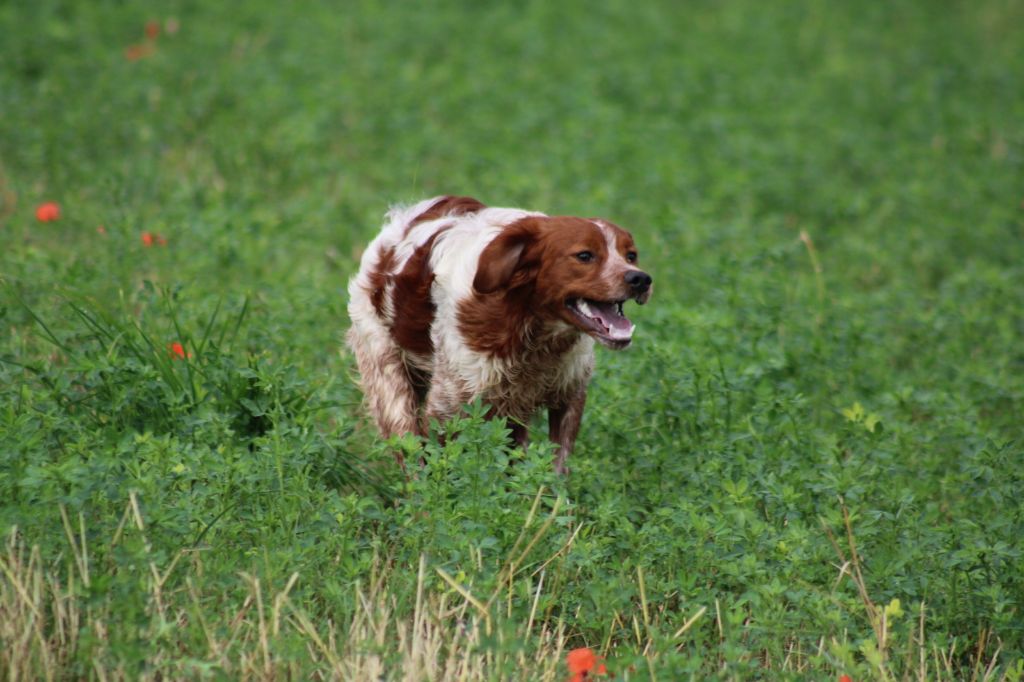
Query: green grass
[{"left": 2, "top": 0, "right": 1023, "bottom": 679}]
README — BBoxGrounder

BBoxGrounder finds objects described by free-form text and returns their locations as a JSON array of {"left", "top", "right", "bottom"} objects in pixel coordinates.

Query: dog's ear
[{"left": 473, "top": 219, "right": 540, "bottom": 294}]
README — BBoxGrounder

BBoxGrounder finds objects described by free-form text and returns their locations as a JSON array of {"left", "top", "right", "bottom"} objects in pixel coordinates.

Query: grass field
[{"left": 2, "top": 0, "right": 1023, "bottom": 679}]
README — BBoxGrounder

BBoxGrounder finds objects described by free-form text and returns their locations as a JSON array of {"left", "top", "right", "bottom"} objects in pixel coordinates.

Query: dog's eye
[
  {"left": 575, "top": 251, "right": 594, "bottom": 263},
  {"left": 626, "top": 251, "right": 638, "bottom": 263}
]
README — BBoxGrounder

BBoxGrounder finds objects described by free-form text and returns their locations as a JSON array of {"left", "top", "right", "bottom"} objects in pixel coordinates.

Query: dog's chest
[{"left": 479, "top": 336, "right": 594, "bottom": 419}]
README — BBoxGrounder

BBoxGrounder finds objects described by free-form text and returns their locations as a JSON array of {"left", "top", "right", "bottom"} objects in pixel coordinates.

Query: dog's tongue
[{"left": 587, "top": 300, "right": 634, "bottom": 340}]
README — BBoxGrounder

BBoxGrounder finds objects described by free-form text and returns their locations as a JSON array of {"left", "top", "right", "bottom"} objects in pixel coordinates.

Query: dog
[{"left": 346, "top": 196, "right": 652, "bottom": 472}]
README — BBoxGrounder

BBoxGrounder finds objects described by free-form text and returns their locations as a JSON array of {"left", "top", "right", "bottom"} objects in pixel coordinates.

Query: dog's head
[{"left": 473, "top": 216, "right": 652, "bottom": 349}]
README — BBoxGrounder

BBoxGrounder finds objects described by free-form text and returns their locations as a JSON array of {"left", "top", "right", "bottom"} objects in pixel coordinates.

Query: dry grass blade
[{"left": 673, "top": 606, "right": 707, "bottom": 641}]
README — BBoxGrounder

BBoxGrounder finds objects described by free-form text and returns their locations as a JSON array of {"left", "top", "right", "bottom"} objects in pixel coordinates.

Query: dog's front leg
[
  {"left": 507, "top": 420, "right": 529, "bottom": 450},
  {"left": 548, "top": 386, "right": 587, "bottom": 474}
]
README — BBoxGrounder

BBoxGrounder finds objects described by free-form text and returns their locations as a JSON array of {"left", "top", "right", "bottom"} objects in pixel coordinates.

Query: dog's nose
[{"left": 625, "top": 270, "right": 652, "bottom": 293}]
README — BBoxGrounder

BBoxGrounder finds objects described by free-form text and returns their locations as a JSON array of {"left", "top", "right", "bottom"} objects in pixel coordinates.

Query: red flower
[
  {"left": 142, "top": 231, "right": 167, "bottom": 247},
  {"left": 839, "top": 675, "right": 854, "bottom": 682},
  {"left": 566, "top": 647, "right": 607, "bottom": 681},
  {"left": 168, "top": 342, "right": 190, "bottom": 360},
  {"left": 145, "top": 20, "right": 160, "bottom": 39},
  {"left": 36, "top": 202, "right": 61, "bottom": 222}
]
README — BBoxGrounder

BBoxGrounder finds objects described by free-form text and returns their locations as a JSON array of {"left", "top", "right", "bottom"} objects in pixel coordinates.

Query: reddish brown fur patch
[
  {"left": 472, "top": 218, "right": 540, "bottom": 294},
  {"left": 407, "top": 195, "right": 487, "bottom": 234},
  {"left": 388, "top": 227, "right": 451, "bottom": 358},
  {"left": 368, "top": 247, "right": 396, "bottom": 316},
  {"left": 457, "top": 287, "right": 540, "bottom": 358}
]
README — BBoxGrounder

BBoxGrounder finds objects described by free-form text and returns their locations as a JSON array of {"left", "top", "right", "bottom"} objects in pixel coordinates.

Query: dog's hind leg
[{"left": 346, "top": 319, "right": 420, "bottom": 466}]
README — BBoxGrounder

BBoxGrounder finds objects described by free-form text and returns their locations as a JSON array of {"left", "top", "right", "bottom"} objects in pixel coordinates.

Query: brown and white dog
[{"left": 346, "top": 196, "right": 652, "bottom": 472}]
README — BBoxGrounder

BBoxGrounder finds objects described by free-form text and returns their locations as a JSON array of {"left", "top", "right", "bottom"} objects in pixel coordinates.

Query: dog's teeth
[
  {"left": 577, "top": 300, "right": 593, "bottom": 317},
  {"left": 616, "top": 302, "right": 623, "bottom": 315}
]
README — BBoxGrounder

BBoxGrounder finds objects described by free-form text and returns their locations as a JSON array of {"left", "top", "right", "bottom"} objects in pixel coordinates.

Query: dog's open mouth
[{"left": 566, "top": 298, "right": 635, "bottom": 349}]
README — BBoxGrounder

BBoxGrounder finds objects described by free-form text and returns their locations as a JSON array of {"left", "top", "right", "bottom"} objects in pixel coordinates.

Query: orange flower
[
  {"left": 566, "top": 647, "right": 607, "bottom": 681},
  {"left": 168, "top": 342, "right": 190, "bottom": 360},
  {"left": 36, "top": 202, "right": 61, "bottom": 222},
  {"left": 142, "top": 231, "right": 168, "bottom": 247},
  {"left": 145, "top": 20, "right": 160, "bottom": 39},
  {"left": 839, "top": 675, "right": 854, "bottom": 682},
  {"left": 97, "top": 225, "right": 107, "bottom": 235},
  {"left": 124, "top": 43, "right": 154, "bottom": 61}
]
